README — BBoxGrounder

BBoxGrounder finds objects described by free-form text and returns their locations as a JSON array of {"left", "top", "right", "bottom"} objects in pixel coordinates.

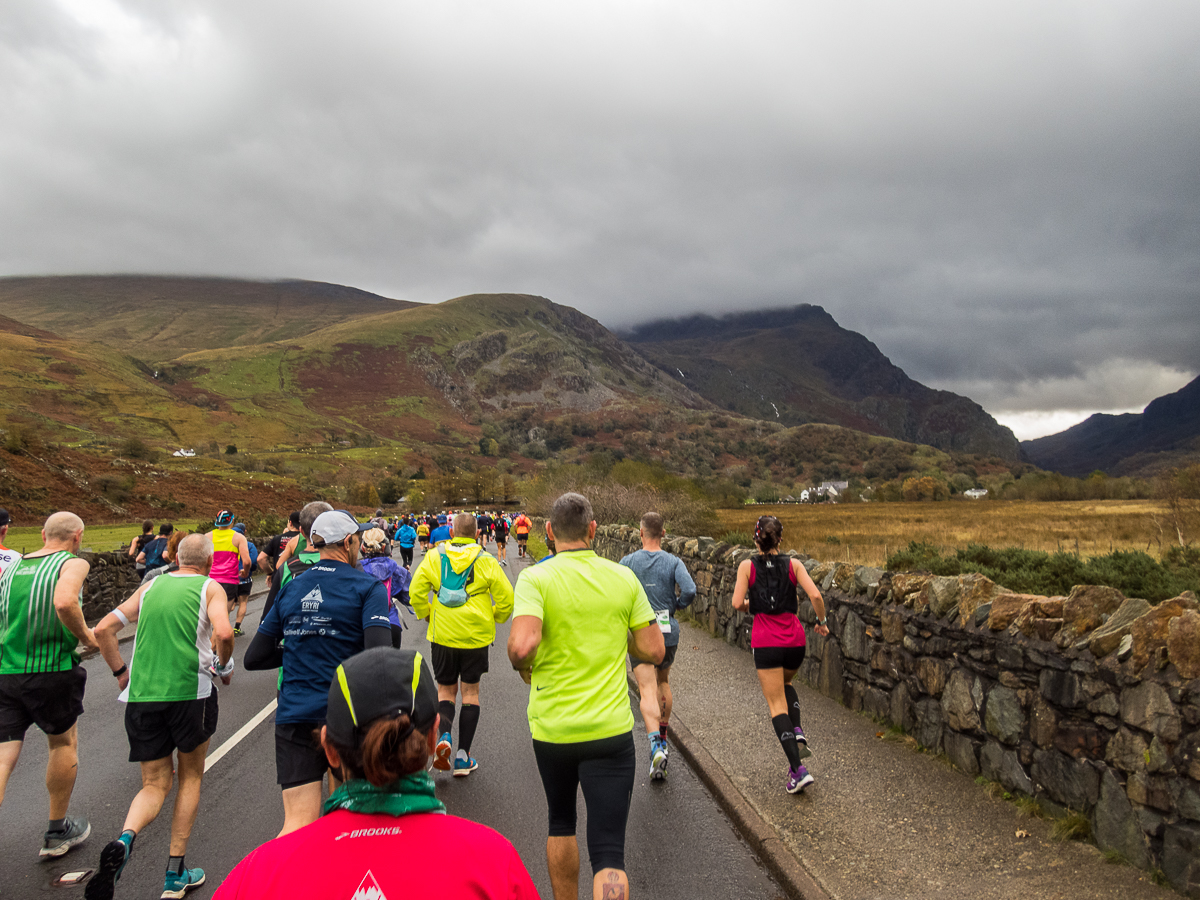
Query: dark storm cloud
[{"left": 1, "top": 0, "right": 1197, "bottom": 432}]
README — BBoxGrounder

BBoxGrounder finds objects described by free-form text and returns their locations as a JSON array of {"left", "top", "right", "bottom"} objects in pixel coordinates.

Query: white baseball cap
[{"left": 310, "top": 510, "right": 371, "bottom": 546}]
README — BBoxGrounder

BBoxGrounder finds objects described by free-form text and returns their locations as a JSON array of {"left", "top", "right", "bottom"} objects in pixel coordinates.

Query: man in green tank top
[
  {"left": 0, "top": 511, "right": 97, "bottom": 859},
  {"left": 88, "top": 533, "right": 233, "bottom": 900}
]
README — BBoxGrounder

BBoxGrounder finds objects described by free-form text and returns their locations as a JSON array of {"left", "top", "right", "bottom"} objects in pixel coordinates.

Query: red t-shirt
[
  {"left": 747, "top": 558, "right": 807, "bottom": 649},
  {"left": 213, "top": 809, "right": 539, "bottom": 900}
]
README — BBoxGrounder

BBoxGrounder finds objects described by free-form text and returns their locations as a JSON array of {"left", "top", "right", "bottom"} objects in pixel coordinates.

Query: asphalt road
[{"left": 0, "top": 544, "right": 784, "bottom": 900}]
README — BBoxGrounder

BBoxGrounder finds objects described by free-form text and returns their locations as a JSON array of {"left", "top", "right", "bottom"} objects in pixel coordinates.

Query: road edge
[{"left": 628, "top": 673, "right": 831, "bottom": 900}]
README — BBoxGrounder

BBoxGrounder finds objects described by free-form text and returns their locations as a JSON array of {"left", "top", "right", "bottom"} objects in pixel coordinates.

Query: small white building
[
  {"left": 172, "top": 448, "right": 196, "bottom": 458},
  {"left": 964, "top": 488, "right": 988, "bottom": 499}
]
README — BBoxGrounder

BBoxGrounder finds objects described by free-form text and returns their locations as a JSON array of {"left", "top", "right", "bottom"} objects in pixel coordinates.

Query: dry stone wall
[
  {"left": 591, "top": 524, "right": 1200, "bottom": 897},
  {"left": 78, "top": 551, "right": 143, "bottom": 624}
]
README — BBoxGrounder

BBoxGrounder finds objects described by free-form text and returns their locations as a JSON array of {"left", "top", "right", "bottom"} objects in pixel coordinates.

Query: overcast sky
[{"left": 2, "top": 0, "right": 1197, "bottom": 439}]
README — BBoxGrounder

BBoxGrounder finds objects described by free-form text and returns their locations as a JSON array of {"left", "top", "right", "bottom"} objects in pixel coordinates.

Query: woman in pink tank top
[{"left": 731, "top": 515, "right": 829, "bottom": 795}]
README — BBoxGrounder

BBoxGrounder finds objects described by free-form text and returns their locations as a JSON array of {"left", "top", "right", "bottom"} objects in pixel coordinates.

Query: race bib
[{"left": 656, "top": 610, "right": 672, "bottom": 634}]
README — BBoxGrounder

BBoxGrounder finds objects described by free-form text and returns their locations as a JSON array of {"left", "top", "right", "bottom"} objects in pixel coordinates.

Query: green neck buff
[{"left": 323, "top": 771, "right": 445, "bottom": 818}]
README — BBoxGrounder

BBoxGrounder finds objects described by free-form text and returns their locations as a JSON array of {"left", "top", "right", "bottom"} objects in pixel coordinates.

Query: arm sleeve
[
  {"left": 409, "top": 551, "right": 438, "bottom": 619},
  {"left": 674, "top": 557, "right": 697, "bottom": 610},
  {"left": 364, "top": 626, "right": 392, "bottom": 649},
  {"left": 489, "top": 562, "right": 515, "bottom": 624},
  {"left": 258, "top": 583, "right": 285, "bottom": 637},
  {"left": 361, "top": 580, "right": 392, "bottom": 632},
  {"left": 244, "top": 628, "right": 283, "bottom": 670}
]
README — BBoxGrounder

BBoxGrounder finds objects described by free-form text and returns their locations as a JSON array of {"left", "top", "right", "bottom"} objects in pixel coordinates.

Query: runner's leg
[
  {"left": 656, "top": 667, "right": 673, "bottom": 731},
  {"left": 0, "top": 740, "right": 23, "bottom": 807},
  {"left": 279, "top": 783, "right": 322, "bottom": 837},
  {"left": 756, "top": 667, "right": 801, "bottom": 770},
  {"left": 632, "top": 663, "right": 660, "bottom": 735},
  {"left": 458, "top": 681, "right": 481, "bottom": 755},
  {"left": 547, "top": 836, "right": 580, "bottom": 900},
  {"left": 168, "top": 741, "right": 208, "bottom": 855},
  {"left": 46, "top": 725, "right": 80, "bottom": 820},
  {"left": 123, "top": 756, "right": 174, "bottom": 834}
]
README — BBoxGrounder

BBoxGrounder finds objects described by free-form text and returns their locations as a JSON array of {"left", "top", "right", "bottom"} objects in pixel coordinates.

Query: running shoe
[
  {"left": 453, "top": 752, "right": 478, "bottom": 777},
  {"left": 433, "top": 732, "right": 453, "bottom": 771},
  {"left": 161, "top": 866, "right": 206, "bottom": 899},
  {"left": 795, "top": 726, "right": 812, "bottom": 760},
  {"left": 40, "top": 816, "right": 90, "bottom": 858},
  {"left": 786, "top": 765, "right": 814, "bottom": 794},
  {"left": 233, "top": 626, "right": 243, "bottom": 636},
  {"left": 84, "top": 837, "right": 130, "bottom": 900},
  {"left": 650, "top": 739, "right": 668, "bottom": 781}
]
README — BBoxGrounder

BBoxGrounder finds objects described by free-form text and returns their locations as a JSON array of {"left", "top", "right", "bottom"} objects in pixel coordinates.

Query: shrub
[{"left": 885, "top": 541, "right": 1199, "bottom": 601}]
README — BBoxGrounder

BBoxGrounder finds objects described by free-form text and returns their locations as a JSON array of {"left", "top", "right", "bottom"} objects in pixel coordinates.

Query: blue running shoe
[
  {"left": 84, "top": 836, "right": 131, "bottom": 900},
  {"left": 452, "top": 752, "right": 478, "bottom": 777},
  {"left": 649, "top": 738, "right": 668, "bottom": 781},
  {"left": 786, "top": 765, "right": 814, "bottom": 794},
  {"left": 161, "top": 866, "right": 205, "bottom": 899},
  {"left": 433, "top": 732, "right": 453, "bottom": 771}
]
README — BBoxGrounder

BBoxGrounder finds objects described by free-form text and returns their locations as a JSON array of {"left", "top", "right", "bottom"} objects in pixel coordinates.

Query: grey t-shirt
[{"left": 619, "top": 549, "right": 697, "bottom": 647}]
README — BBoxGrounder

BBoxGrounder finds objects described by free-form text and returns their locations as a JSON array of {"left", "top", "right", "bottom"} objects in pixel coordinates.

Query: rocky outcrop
[{"left": 590, "top": 524, "right": 1200, "bottom": 896}]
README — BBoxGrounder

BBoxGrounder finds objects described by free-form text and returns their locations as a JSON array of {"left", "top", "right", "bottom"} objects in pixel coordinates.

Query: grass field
[
  {"left": 4, "top": 521, "right": 206, "bottom": 555},
  {"left": 715, "top": 500, "right": 1174, "bottom": 567}
]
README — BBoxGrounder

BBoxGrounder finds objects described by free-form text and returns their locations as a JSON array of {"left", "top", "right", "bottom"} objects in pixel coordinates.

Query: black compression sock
[
  {"left": 773, "top": 714, "right": 801, "bottom": 769},
  {"left": 167, "top": 855, "right": 184, "bottom": 875},
  {"left": 438, "top": 700, "right": 456, "bottom": 734},
  {"left": 47, "top": 818, "right": 66, "bottom": 834},
  {"left": 458, "top": 703, "right": 480, "bottom": 755},
  {"left": 784, "top": 684, "right": 801, "bottom": 730}
]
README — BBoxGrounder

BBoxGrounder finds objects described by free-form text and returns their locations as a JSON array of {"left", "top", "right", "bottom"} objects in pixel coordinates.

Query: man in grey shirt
[{"left": 620, "top": 511, "right": 696, "bottom": 781}]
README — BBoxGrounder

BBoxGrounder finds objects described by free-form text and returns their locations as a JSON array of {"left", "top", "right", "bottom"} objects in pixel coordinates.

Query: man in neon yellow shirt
[
  {"left": 411, "top": 513, "right": 513, "bottom": 777},
  {"left": 508, "top": 493, "right": 663, "bottom": 900}
]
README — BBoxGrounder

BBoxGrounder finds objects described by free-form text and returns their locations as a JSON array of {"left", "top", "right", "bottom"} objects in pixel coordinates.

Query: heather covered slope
[
  {"left": 0, "top": 275, "right": 418, "bottom": 362},
  {"left": 623, "top": 305, "right": 1023, "bottom": 460},
  {"left": 1023, "top": 374, "right": 1200, "bottom": 476}
]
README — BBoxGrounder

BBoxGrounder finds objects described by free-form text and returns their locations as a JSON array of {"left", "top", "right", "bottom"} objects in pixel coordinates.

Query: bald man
[{"left": 0, "top": 511, "right": 98, "bottom": 859}]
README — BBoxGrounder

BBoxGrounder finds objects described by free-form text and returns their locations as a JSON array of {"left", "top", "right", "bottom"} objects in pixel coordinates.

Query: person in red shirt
[{"left": 214, "top": 647, "right": 539, "bottom": 900}]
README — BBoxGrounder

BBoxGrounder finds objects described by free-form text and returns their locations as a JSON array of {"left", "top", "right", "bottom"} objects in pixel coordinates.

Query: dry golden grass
[{"left": 715, "top": 500, "right": 1173, "bottom": 567}]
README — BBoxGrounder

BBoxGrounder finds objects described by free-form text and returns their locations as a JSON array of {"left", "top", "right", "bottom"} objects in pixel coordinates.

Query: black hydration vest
[{"left": 748, "top": 554, "right": 798, "bottom": 616}]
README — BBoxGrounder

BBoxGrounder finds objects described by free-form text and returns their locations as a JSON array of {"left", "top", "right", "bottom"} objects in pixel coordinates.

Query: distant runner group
[{"left": 0, "top": 497, "right": 825, "bottom": 900}]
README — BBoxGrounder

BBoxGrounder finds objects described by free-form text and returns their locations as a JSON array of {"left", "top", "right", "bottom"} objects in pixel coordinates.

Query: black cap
[
  {"left": 0, "top": 508, "right": 9, "bottom": 528},
  {"left": 325, "top": 648, "right": 438, "bottom": 748}
]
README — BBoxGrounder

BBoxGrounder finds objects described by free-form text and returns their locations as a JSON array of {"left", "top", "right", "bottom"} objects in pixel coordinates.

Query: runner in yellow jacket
[{"left": 410, "top": 512, "right": 514, "bottom": 776}]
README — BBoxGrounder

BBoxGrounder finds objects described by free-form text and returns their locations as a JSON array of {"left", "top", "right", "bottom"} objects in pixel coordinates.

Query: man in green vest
[
  {"left": 87, "top": 533, "right": 233, "bottom": 900},
  {"left": 0, "top": 511, "right": 97, "bottom": 859}
]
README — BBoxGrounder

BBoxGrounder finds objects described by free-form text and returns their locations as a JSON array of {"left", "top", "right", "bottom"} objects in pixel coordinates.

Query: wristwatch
[{"left": 817, "top": 618, "right": 828, "bottom": 628}]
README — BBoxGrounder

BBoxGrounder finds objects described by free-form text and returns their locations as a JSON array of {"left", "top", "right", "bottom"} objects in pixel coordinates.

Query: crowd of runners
[{"left": 0, "top": 497, "right": 825, "bottom": 900}]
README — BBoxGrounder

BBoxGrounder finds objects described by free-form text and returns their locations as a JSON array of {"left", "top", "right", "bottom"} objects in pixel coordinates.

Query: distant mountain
[
  {"left": 622, "top": 305, "right": 1023, "bottom": 460},
  {"left": 1022, "top": 375, "right": 1200, "bottom": 476},
  {"left": 0, "top": 275, "right": 419, "bottom": 362}
]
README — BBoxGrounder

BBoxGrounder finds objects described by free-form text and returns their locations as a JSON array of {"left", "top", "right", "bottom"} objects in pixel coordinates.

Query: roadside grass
[
  {"left": 716, "top": 500, "right": 1172, "bottom": 568},
  {"left": 1052, "top": 811, "right": 1092, "bottom": 842},
  {"left": 6, "top": 521, "right": 205, "bottom": 554}
]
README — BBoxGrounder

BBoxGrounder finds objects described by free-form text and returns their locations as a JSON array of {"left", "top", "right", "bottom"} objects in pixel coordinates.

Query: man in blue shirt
[
  {"left": 393, "top": 518, "right": 417, "bottom": 569},
  {"left": 245, "top": 510, "right": 392, "bottom": 836},
  {"left": 620, "top": 512, "right": 696, "bottom": 781}
]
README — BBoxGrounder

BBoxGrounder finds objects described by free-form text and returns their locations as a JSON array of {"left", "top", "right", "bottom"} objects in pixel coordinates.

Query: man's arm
[
  {"left": 507, "top": 615, "right": 542, "bottom": 679},
  {"left": 236, "top": 533, "right": 252, "bottom": 579},
  {"left": 275, "top": 534, "right": 300, "bottom": 569},
  {"left": 95, "top": 585, "right": 145, "bottom": 691},
  {"left": 489, "top": 563, "right": 515, "bottom": 624},
  {"left": 628, "top": 621, "right": 665, "bottom": 665},
  {"left": 208, "top": 580, "right": 234, "bottom": 668},
  {"left": 54, "top": 558, "right": 97, "bottom": 652},
  {"left": 409, "top": 550, "right": 438, "bottom": 621},
  {"left": 674, "top": 557, "right": 697, "bottom": 610}
]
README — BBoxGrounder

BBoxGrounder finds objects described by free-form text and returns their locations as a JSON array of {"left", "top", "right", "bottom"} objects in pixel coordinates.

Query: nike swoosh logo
[{"left": 536, "top": 685, "right": 548, "bottom": 691}]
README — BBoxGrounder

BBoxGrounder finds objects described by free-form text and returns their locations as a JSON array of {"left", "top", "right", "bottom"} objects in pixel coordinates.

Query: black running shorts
[
  {"left": 125, "top": 691, "right": 219, "bottom": 761},
  {"left": 430, "top": 643, "right": 489, "bottom": 685},
  {"left": 752, "top": 644, "right": 806, "bottom": 671},
  {"left": 220, "top": 582, "right": 239, "bottom": 604},
  {"left": 533, "top": 732, "right": 636, "bottom": 872},
  {"left": 275, "top": 721, "right": 329, "bottom": 789},
  {"left": 629, "top": 642, "right": 677, "bottom": 671},
  {"left": 0, "top": 667, "right": 87, "bottom": 742}
]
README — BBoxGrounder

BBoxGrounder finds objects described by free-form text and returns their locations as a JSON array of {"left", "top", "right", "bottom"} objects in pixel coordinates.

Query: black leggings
[
  {"left": 532, "top": 732, "right": 636, "bottom": 872},
  {"left": 399, "top": 545, "right": 414, "bottom": 567}
]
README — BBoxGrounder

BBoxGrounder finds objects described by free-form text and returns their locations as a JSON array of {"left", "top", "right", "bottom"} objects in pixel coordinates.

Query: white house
[
  {"left": 964, "top": 488, "right": 988, "bottom": 499},
  {"left": 172, "top": 448, "right": 196, "bottom": 458}
]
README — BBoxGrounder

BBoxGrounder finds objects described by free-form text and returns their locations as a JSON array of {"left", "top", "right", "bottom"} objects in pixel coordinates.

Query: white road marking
[{"left": 205, "top": 698, "right": 277, "bottom": 773}]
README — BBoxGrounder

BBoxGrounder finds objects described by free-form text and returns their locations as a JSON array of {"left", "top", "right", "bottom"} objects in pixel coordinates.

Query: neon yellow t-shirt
[{"left": 513, "top": 549, "right": 654, "bottom": 743}]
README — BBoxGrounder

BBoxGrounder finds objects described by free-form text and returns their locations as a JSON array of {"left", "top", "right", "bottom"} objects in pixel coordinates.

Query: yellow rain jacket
[{"left": 411, "top": 538, "right": 514, "bottom": 649}]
